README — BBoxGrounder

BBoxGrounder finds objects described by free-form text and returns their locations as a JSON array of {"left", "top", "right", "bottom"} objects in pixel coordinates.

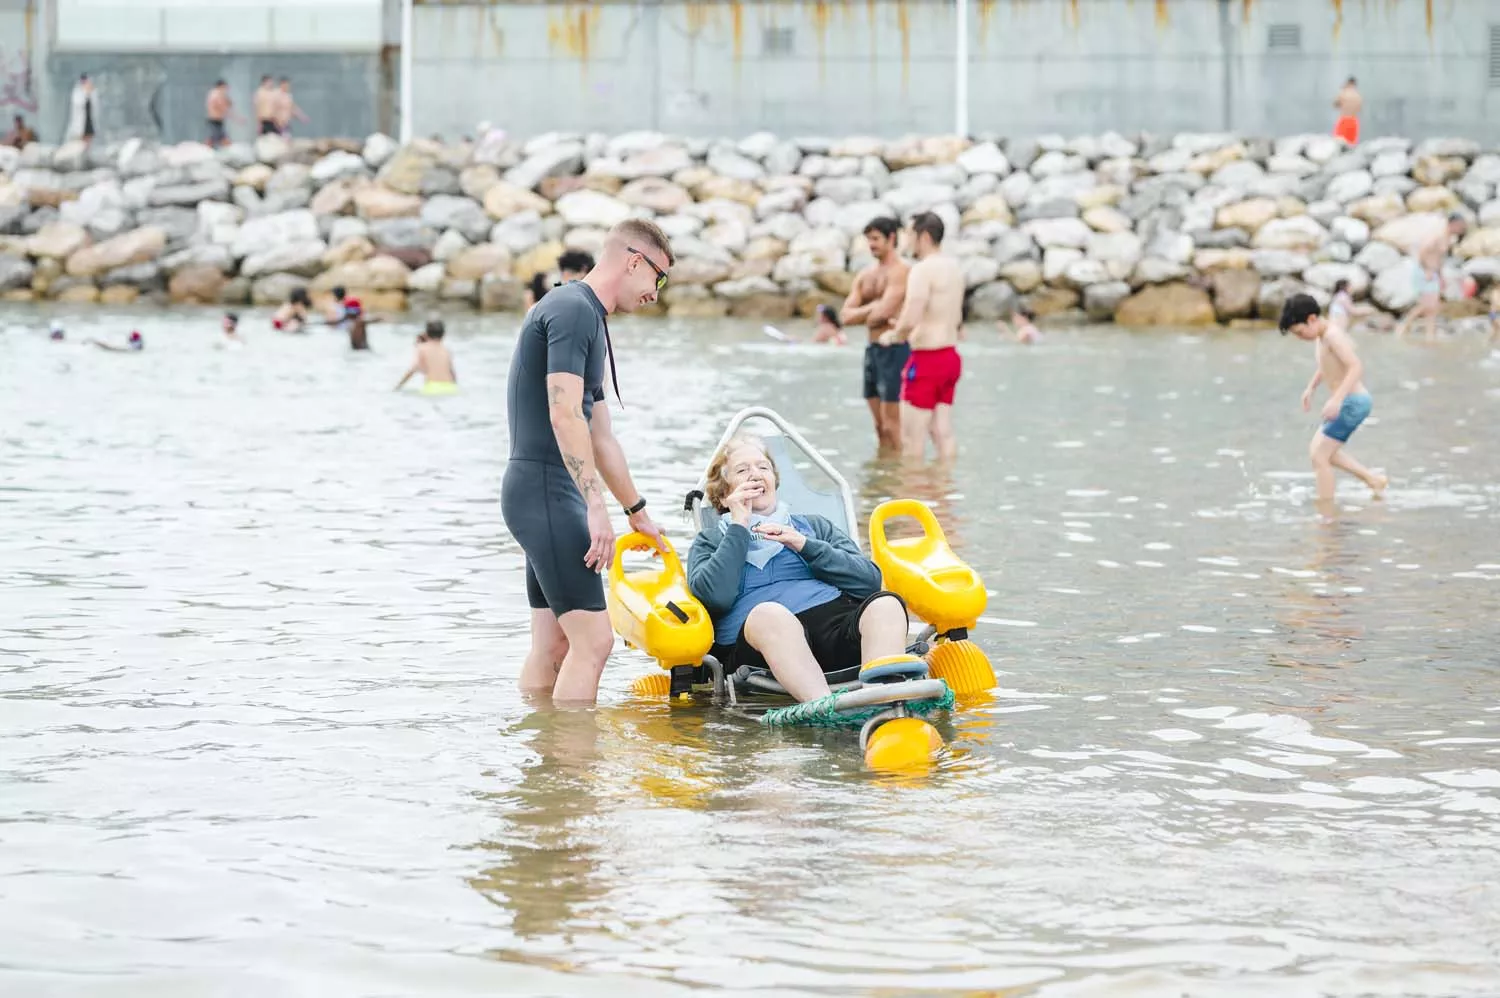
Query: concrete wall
[
  {"left": 19, "top": 0, "right": 390, "bottom": 144},
  {"left": 410, "top": 0, "right": 1500, "bottom": 143},
  {"left": 10, "top": 0, "right": 1500, "bottom": 146}
]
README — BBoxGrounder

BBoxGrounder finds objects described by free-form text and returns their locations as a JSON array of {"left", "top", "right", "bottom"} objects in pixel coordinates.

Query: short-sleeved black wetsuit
[{"left": 501, "top": 281, "right": 610, "bottom": 615}]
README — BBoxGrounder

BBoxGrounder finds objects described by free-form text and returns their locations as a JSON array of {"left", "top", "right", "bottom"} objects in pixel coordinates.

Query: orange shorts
[{"left": 1334, "top": 115, "right": 1359, "bottom": 145}]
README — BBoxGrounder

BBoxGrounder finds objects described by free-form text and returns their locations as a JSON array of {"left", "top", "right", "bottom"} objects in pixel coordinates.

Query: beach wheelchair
[{"left": 607, "top": 407, "right": 996, "bottom": 771}]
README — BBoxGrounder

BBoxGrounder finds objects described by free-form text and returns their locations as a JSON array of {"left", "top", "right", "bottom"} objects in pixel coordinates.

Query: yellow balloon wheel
[
  {"left": 925, "top": 638, "right": 996, "bottom": 696},
  {"left": 864, "top": 717, "right": 944, "bottom": 772},
  {"left": 630, "top": 671, "right": 672, "bottom": 698}
]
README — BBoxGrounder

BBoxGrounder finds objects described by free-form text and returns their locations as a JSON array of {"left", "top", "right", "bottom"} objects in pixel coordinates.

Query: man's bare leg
[
  {"left": 866, "top": 397, "right": 883, "bottom": 447},
  {"left": 900, "top": 402, "right": 934, "bottom": 460},
  {"left": 551, "top": 609, "right": 616, "bottom": 704},
  {"left": 857, "top": 594, "right": 910, "bottom": 663},
  {"left": 742, "top": 603, "right": 830, "bottom": 702},
  {"left": 519, "top": 608, "right": 569, "bottom": 694},
  {"left": 1332, "top": 448, "right": 1387, "bottom": 497},
  {"left": 880, "top": 400, "right": 902, "bottom": 451},
  {"left": 1424, "top": 299, "right": 1440, "bottom": 343},
  {"left": 930, "top": 403, "right": 957, "bottom": 462}
]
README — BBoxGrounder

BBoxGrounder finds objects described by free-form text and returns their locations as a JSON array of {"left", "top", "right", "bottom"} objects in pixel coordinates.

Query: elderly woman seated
[{"left": 686, "top": 434, "right": 914, "bottom": 702}]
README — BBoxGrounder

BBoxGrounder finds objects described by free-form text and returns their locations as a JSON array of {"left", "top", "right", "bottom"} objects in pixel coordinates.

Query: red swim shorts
[
  {"left": 901, "top": 346, "right": 962, "bottom": 410},
  {"left": 1333, "top": 115, "right": 1359, "bottom": 145}
]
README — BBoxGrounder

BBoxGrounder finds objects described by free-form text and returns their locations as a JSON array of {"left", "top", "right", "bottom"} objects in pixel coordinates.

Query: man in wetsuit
[
  {"left": 880, "top": 211, "right": 965, "bottom": 462},
  {"left": 840, "top": 217, "right": 910, "bottom": 452},
  {"left": 502, "top": 218, "right": 675, "bottom": 703}
]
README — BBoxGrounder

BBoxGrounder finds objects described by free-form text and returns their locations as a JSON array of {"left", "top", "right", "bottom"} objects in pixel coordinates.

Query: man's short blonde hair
[{"left": 610, "top": 218, "right": 675, "bottom": 267}]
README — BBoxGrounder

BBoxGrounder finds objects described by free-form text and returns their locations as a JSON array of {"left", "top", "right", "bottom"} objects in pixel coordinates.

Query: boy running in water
[{"left": 1280, "top": 293, "right": 1387, "bottom": 506}]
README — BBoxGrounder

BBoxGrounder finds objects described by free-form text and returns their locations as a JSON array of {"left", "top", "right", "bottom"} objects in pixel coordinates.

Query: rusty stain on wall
[
  {"left": 1330, "top": 0, "right": 1342, "bottom": 38},
  {"left": 546, "top": 4, "right": 600, "bottom": 63},
  {"left": 1155, "top": 0, "right": 1169, "bottom": 29},
  {"left": 1242, "top": 0, "right": 1254, "bottom": 23},
  {"left": 895, "top": 0, "right": 910, "bottom": 92},
  {"left": 1067, "top": 0, "right": 1080, "bottom": 29}
]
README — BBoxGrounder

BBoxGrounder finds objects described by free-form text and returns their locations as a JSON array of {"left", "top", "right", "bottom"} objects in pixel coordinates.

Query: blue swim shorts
[{"left": 1321, "top": 393, "right": 1372, "bottom": 443}]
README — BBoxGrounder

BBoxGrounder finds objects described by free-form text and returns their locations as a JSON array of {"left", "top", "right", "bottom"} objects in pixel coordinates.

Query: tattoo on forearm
[
  {"left": 548, "top": 384, "right": 563, "bottom": 408},
  {"left": 562, "top": 453, "right": 601, "bottom": 501}
]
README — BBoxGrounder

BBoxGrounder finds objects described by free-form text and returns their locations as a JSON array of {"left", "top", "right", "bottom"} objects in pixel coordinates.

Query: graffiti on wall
[{"left": 1, "top": 48, "right": 37, "bottom": 115}]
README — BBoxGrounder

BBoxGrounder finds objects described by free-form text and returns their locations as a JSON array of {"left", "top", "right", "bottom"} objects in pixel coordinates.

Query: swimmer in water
[
  {"left": 48, "top": 320, "right": 64, "bottom": 341},
  {"left": 812, "top": 304, "right": 846, "bottom": 344},
  {"left": 221, "top": 311, "right": 243, "bottom": 346},
  {"left": 1487, "top": 282, "right": 1500, "bottom": 347},
  {"left": 998, "top": 308, "right": 1040, "bottom": 344},
  {"left": 1281, "top": 293, "right": 1387, "bottom": 506},
  {"left": 395, "top": 318, "right": 458, "bottom": 394},
  {"left": 525, "top": 250, "right": 596, "bottom": 311},
  {"left": 89, "top": 330, "right": 144, "bottom": 352},
  {"left": 1328, "top": 279, "right": 1353, "bottom": 331},
  {"left": 346, "top": 298, "right": 369, "bottom": 351},
  {"left": 272, "top": 287, "right": 311, "bottom": 332}
]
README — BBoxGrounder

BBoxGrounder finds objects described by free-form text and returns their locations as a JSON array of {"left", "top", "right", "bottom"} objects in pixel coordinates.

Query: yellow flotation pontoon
[{"left": 606, "top": 407, "right": 996, "bottom": 772}]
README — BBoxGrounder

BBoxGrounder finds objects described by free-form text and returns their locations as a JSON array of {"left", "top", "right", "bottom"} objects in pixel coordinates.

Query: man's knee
[{"left": 559, "top": 611, "right": 614, "bottom": 663}]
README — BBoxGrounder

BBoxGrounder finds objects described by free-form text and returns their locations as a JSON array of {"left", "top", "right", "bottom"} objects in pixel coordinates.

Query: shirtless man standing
[
  {"left": 253, "top": 76, "right": 279, "bottom": 136},
  {"left": 840, "top": 217, "right": 909, "bottom": 451},
  {"left": 879, "top": 212, "right": 965, "bottom": 462},
  {"left": 1394, "top": 213, "right": 1466, "bottom": 343},
  {"left": 204, "top": 80, "right": 238, "bottom": 148},
  {"left": 1333, "top": 76, "right": 1362, "bottom": 145},
  {"left": 274, "top": 77, "right": 308, "bottom": 136}
]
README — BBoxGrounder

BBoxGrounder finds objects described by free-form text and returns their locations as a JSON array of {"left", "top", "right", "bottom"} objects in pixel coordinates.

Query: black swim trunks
[
  {"left": 863, "top": 342, "right": 911, "bottom": 403},
  {"left": 258, "top": 119, "right": 279, "bottom": 135},
  {"left": 501, "top": 282, "right": 611, "bottom": 615},
  {"left": 710, "top": 591, "right": 908, "bottom": 674},
  {"left": 207, "top": 119, "right": 226, "bottom": 145}
]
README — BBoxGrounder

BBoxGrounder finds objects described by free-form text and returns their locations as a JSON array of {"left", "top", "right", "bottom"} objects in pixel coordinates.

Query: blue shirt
[{"left": 708, "top": 516, "right": 841, "bottom": 645}]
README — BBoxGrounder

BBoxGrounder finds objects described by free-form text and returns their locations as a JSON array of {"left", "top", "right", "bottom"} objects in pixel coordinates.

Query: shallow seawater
[{"left": 2, "top": 307, "right": 1499, "bottom": 997}]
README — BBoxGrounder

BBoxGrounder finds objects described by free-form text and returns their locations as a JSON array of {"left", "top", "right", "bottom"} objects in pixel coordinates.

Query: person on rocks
[
  {"left": 879, "top": 212, "right": 965, "bottom": 462},
  {"left": 274, "top": 77, "right": 308, "bottom": 137},
  {"left": 3, "top": 114, "right": 36, "bottom": 149},
  {"left": 66, "top": 74, "right": 99, "bottom": 146},
  {"left": 1329, "top": 279, "right": 1354, "bottom": 330},
  {"left": 1333, "top": 77, "right": 1362, "bottom": 146},
  {"left": 204, "top": 80, "right": 241, "bottom": 148},
  {"left": 840, "top": 217, "right": 910, "bottom": 452},
  {"left": 253, "top": 75, "right": 279, "bottom": 136},
  {"left": 501, "top": 219, "right": 674, "bottom": 705},
  {"left": 1394, "top": 213, "right": 1467, "bottom": 344},
  {"left": 1281, "top": 293, "right": 1387, "bottom": 508}
]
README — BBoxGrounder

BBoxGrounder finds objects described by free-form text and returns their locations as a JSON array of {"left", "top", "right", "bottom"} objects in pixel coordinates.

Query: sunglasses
[{"left": 628, "top": 245, "right": 669, "bottom": 292}]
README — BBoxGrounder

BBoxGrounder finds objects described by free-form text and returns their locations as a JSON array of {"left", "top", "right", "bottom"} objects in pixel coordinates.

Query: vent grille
[
  {"left": 762, "top": 26, "right": 794, "bottom": 57},
  {"left": 1267, "top": 24, "right": 1302, "bottom": 53},
  {"left": 1490, "top": 25, "right": 1500, "bottom": 87}
]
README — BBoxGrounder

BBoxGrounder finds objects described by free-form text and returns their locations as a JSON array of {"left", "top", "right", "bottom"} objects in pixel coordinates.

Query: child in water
[
  {"left": 272, "top": 288, "right": 311, "bottom": 332},
  {"left": 395, "top": 318, "right": 457, "bottom": 394},
  {"left": 89, "top": 330, "right": 144, "bottom": 352},
  {"left": 48, "top": 320, "right": 64, "bottom": 341},
  {"left": 812, "top": 304, "right": 847, "bottom": 344},
  {"left": 998, "top": 308, "right": 1040, "bottom": 344},
  {"left": 221, "top": 311, "right": 243, "bottom": 347},
  {"left": 1488, "top": 282, "right": 1500, "bottom": 347},
  {"left": 1329, "top": 279, "right": 1354, "bottom": 329},
  {"left": 1280, "top": 293, "right": 1387, "bottom": 506},
  {"left": 345, "top": 298, "right": 369, "bottom": 351}
]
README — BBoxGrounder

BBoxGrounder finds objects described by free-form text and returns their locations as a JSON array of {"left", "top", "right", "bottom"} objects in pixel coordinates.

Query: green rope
[{"left": 758, "top": 684, "right": 956, "bottom": 729}]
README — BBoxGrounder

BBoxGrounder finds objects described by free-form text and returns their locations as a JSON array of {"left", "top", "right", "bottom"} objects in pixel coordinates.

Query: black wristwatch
[{"left": 623, "top": 497, "right": 647, "bottom": 516}]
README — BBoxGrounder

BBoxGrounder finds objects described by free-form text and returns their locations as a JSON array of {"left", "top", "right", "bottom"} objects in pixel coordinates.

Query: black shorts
[
  {"left": 711, "top": 591, "right": 906, "bottom": 673},
  {"left": 501, "top": 459, "right": 606, "bottom": 616},
  {"left": 259, "top": 119, "right": 280, "bottom": 135},
  {"left": 863, "top": 342, "right": 911, "bottom": 403},
  {"left": 207, "top": 119, "right": 226, "bottom": 144}
]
